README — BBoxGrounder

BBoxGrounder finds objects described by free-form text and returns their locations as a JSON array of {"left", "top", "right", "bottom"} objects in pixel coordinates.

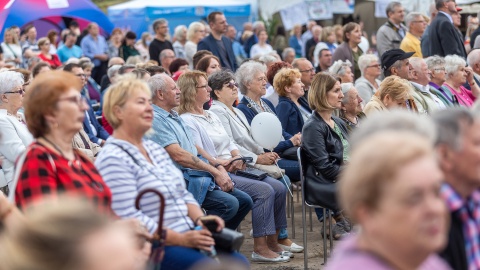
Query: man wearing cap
[
  {"left": 428, "top": 0, "right": 467, "bottom": 58},
  {"left": 381, "top": 49, "right": 414, "bottom": 80},
  {"left": 376, "top": 1, "right": 407, "bottom": 57}
]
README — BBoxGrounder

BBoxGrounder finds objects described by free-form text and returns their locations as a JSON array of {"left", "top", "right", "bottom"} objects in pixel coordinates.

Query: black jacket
[
  {"left": 428, "top": 12, "right": 467, "bottom": 58},
  {"left": 301, "top": 112, "right": 348, "bottom": 211},
  {"left": 439, "top": 210, "right": 468, "bottom": 270}
]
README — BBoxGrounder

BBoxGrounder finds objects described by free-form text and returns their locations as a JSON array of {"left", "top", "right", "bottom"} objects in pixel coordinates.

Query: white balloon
[{"left": 251, "top": 112, "right": 283, "bottom": 150}]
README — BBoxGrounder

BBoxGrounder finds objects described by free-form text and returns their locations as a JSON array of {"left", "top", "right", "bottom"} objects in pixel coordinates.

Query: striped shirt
[{"left": 95, "top": 137, "right": 198, "bottom": 234}]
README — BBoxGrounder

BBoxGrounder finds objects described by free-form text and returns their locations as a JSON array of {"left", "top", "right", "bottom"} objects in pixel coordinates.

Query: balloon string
[{"left": 274, "top": 159, "right": 293, "bottom": 197}]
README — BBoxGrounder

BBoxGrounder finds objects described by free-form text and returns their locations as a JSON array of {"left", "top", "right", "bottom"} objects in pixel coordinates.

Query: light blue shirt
[
  {"left": 80, "top": 34, "right": 108, "bottom": 67},
  {"left": 149, "top": 105, "right": 198, "bottom": 169},
  {"left": 57, "top": 44, "right": 83, "bottom": 63},
  {"left": 439, "top": 11, "right": 453, "bottom": 24}
]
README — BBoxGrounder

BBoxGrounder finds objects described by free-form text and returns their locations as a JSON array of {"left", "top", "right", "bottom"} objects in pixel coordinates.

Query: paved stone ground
[{"left": 238, "top": 193, "right": 336, "bottom": 270}]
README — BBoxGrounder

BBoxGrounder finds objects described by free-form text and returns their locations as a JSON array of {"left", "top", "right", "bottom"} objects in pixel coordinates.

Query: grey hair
[
  {"left": 405, "top": 12, "right": 423, "bottom": 28},
  {"left": 341, "top": 83, "right": 355, "bottom": 103},
  {"left": 432, "top": 107, "right": 474, "bottom": 150},
  {"left": 358, "top": 54, "right": 379, "bottom": 76},
  {"left": 467, "top": 49, "right": 480, "bottom": 67},
  {"left": 147, "top": 73, "right": 172, "bottom": 98},
  {"left": 107, "top": 65, "right": 122, "bottom": 79},
  {"left": 282, "top": 47, "right": 295, "bottom": 60},
  {"left": 173, "top": 25, "right": 187, "bottom": 41},
  {"left": 235, "top": 61, "right": 267, "bottom": 95},
  {"left": 126, "top": 55, "right": 143, "bottom": 65},
  {"left": 153, "top": 18, "right": 168, "bottom": 31},
  {"left": 409, "top": 57, "right": 425, "bottom": 72},
  {"left": 208, "top": 70, "right": 235, "bottom": 100},
  {"left": 258, "top": 54, "right": 278, "bottom": 66},
  {"left": 425, "top": 55, "right": 446, "bottom": 73},
  {"left": 0, "top": 71, "right": 24, "bottom": 104},
  {"left": 252, "top": 21, "right": 265, "bottom": 31},
  {"left": 444, "top": 55, "right": 466, "bottom": 77},
  {"left": 329, "top": 60, "right": 352, "bottom": 76},
  {"left": 386, "top": 1, "right": 402, "bottom": 17},
  {"left": 350, "top": 110, "right": 436, "bottom": 148},
  {"left": 187, "top": 22, "right": 204, "bottom": 41},
  {"left": 160, "top": 49, "right": 175, "bottom": 60}
]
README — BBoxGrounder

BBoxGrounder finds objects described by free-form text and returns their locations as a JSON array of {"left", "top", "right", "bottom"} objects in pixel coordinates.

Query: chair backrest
[{"left": 297, "top": 147, "right": 307, "bottom": 204}]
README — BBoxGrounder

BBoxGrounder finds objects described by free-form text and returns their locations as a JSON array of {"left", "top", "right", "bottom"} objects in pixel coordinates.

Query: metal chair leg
[
  {"left": 291, "top": 192, "right": 295, "bottom": 239},
  {"left": 302, "top": 197, "right": 308, "bottom": 269},
  {"left": 328, "top": 210, "right": 333, "bottom": 262},
  {"left": 287, "top": 191, "right": 291, "bottom": 218},
  {"left": 309, "top": 207, "right": 313, "bottom": 232},
  {"left": 323, "top": 208, "right": 327, "bottom": 265}
]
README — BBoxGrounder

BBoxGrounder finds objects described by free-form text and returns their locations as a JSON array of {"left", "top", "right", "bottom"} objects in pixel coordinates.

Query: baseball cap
[{"left": 381, "top": 49, "right": 415, "bottom": 71}]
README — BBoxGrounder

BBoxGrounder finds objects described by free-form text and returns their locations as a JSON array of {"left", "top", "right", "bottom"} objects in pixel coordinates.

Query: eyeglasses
[
  {"left": 367, "top": 64, "right": 381, "bottom": 68},
  {"left": 75, "top": 74, "right": 86, "bottom": 78},
  {"left": 256, "top": 76, "right": 267, "bottom": 82},
  {"left": 299, "top": 68, "right": 315, "bottom": 73},
  {"left": 4, "top": 88, "right": 25, "bottom": 95},
  {"left": 58, "top": 95, "right": 88, "bottom": 106},
  {"left": 434, "top": 67, "right": 446, "bottom": 72},
  {"left": 196, "top": 85, "right": 211, "bottom": 90},
  {"left": 225, "top": 82, "right": 239, "bottom": 89}
]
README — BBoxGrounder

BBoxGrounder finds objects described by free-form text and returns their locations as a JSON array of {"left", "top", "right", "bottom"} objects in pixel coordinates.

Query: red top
[
  {"left": 38, "top": 53, "right": 62, "bottom": 69},
  {"left": 14, "top": 142, "right": 112, "bottom": 214},
  {"left": 102, "top": 112, "right": 114, "bottom": 135}
]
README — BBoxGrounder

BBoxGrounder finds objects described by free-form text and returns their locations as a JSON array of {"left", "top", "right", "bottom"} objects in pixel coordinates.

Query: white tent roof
[{"left": 108, "top": 0, "right": 252, "bottom": 10}]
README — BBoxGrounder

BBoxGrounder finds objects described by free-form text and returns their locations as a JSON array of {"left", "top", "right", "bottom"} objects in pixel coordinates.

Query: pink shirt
[
  {"left": 325, "top": 235, "right": 452, "bottom": 270},
  {"left": 443, "top": 83, "right": 476, "bottom": 107}
]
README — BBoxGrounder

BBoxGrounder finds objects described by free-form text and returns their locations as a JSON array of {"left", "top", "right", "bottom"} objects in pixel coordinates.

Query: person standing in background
[
  {"left": 149, "top": 18, "right": 174, "bottom": 65},
  {"left": 376, "top": 1, "right": 406, "bottom": 57}
]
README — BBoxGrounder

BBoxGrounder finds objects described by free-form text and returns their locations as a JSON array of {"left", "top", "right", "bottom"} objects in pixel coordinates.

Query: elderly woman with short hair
[
  {"left": 236, "top": 61, "right": 301, "bottom": 181},
  {"left": 363, "top": 76, "right": 413, "bottom": 116},
  {"left": 0, "top": 71, "right": 33, "bottom": 194},
  {"left": 329, "top": 60, "right": 354, "bottom": 83},
  {"left": 439, "top": 55, "right": 479, "bottom": 107},
  {"left": 327, "top": 131, "right": 450, "bottom": 269},
  {"left": 355, "top": 54, "right": 382, "bottom": 105},
  {"left": 274, "top": 68, "right": 309, "bottom": 135},
  {"left": 177, "top": 70, "right": 293, "bottom": 263},
  {"left": 96, "top": 75, "right": 248, "bottom": 268},
  {"left": 340, "top": 83, "right": 364, "bottom": 133}
]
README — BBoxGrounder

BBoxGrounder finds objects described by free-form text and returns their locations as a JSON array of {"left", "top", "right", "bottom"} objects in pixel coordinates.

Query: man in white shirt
[{"left": 409, "top": 57, "right": 446, "bottom": 114}]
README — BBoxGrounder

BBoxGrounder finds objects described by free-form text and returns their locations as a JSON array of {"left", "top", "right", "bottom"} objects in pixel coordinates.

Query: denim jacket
[{"left": 182, "top": 156, "right": 216, "bottom": 205}]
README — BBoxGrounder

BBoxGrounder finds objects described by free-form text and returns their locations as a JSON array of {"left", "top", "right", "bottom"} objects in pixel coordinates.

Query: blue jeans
[
  {"left": 277, "top": 158, "right": 300, "bottom": 182},
  {"left": 160, "top": 246, "right": 249, "bottom": 270},
  {"left": 202, "top": 189, "right": 253, "bottom": 230}
]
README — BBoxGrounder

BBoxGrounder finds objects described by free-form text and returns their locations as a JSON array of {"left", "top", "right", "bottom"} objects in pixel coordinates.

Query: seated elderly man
[
  {"left": 381, "top": 49, "right": 414, "bottom": 80},
  {"left": 409, "top": 57, "right": 446, "bottom": 114},
  {"left": 433, "top": 108, "right": 480, "bottom": 270},
  {"left": 147, "top": 73, "right": 252, "bottom": 230},
  {"left": 467, "top": 48, "right": 480, "bottom": 86}
]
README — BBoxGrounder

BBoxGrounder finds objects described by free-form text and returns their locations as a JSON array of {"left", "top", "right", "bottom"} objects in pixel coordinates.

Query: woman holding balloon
[
  {"left": 177, "top": 70, "right": 296, "bottom": 263},
  {"left": 235, "top": 61, "right": 301, "bottom": 183}
]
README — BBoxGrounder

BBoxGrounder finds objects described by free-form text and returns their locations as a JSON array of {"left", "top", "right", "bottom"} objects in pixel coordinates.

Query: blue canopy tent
[
  {"left": 0, "top": 0, "right": 114, "bottom": 41},
  {"left": 108, "top": 0, "right": 253, "bottom": 37}
]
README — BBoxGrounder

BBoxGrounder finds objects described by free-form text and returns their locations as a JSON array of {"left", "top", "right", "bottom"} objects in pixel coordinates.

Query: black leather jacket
[{"left": 301, "top": 112, "right": 348, "bottom": 211}]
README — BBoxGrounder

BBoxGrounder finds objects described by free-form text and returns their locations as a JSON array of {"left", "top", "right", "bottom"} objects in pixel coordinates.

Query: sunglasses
[{"left": 225, "top": 82, "right": 239, "bottom": 89}]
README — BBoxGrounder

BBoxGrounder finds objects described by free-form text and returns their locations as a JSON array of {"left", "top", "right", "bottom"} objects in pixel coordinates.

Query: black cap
[{"left": 381, "top": 49, "right": 415, "bottom": 71}]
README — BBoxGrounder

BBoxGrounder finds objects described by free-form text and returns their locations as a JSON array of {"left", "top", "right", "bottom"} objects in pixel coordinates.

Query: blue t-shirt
[{"left": 57, "top": 44, "right": 83, "bottom": 63}]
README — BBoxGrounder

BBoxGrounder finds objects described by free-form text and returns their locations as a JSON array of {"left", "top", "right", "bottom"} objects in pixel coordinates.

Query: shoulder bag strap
[{"left": 5, "top": 43, "right": 18, "bottom": 58}]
